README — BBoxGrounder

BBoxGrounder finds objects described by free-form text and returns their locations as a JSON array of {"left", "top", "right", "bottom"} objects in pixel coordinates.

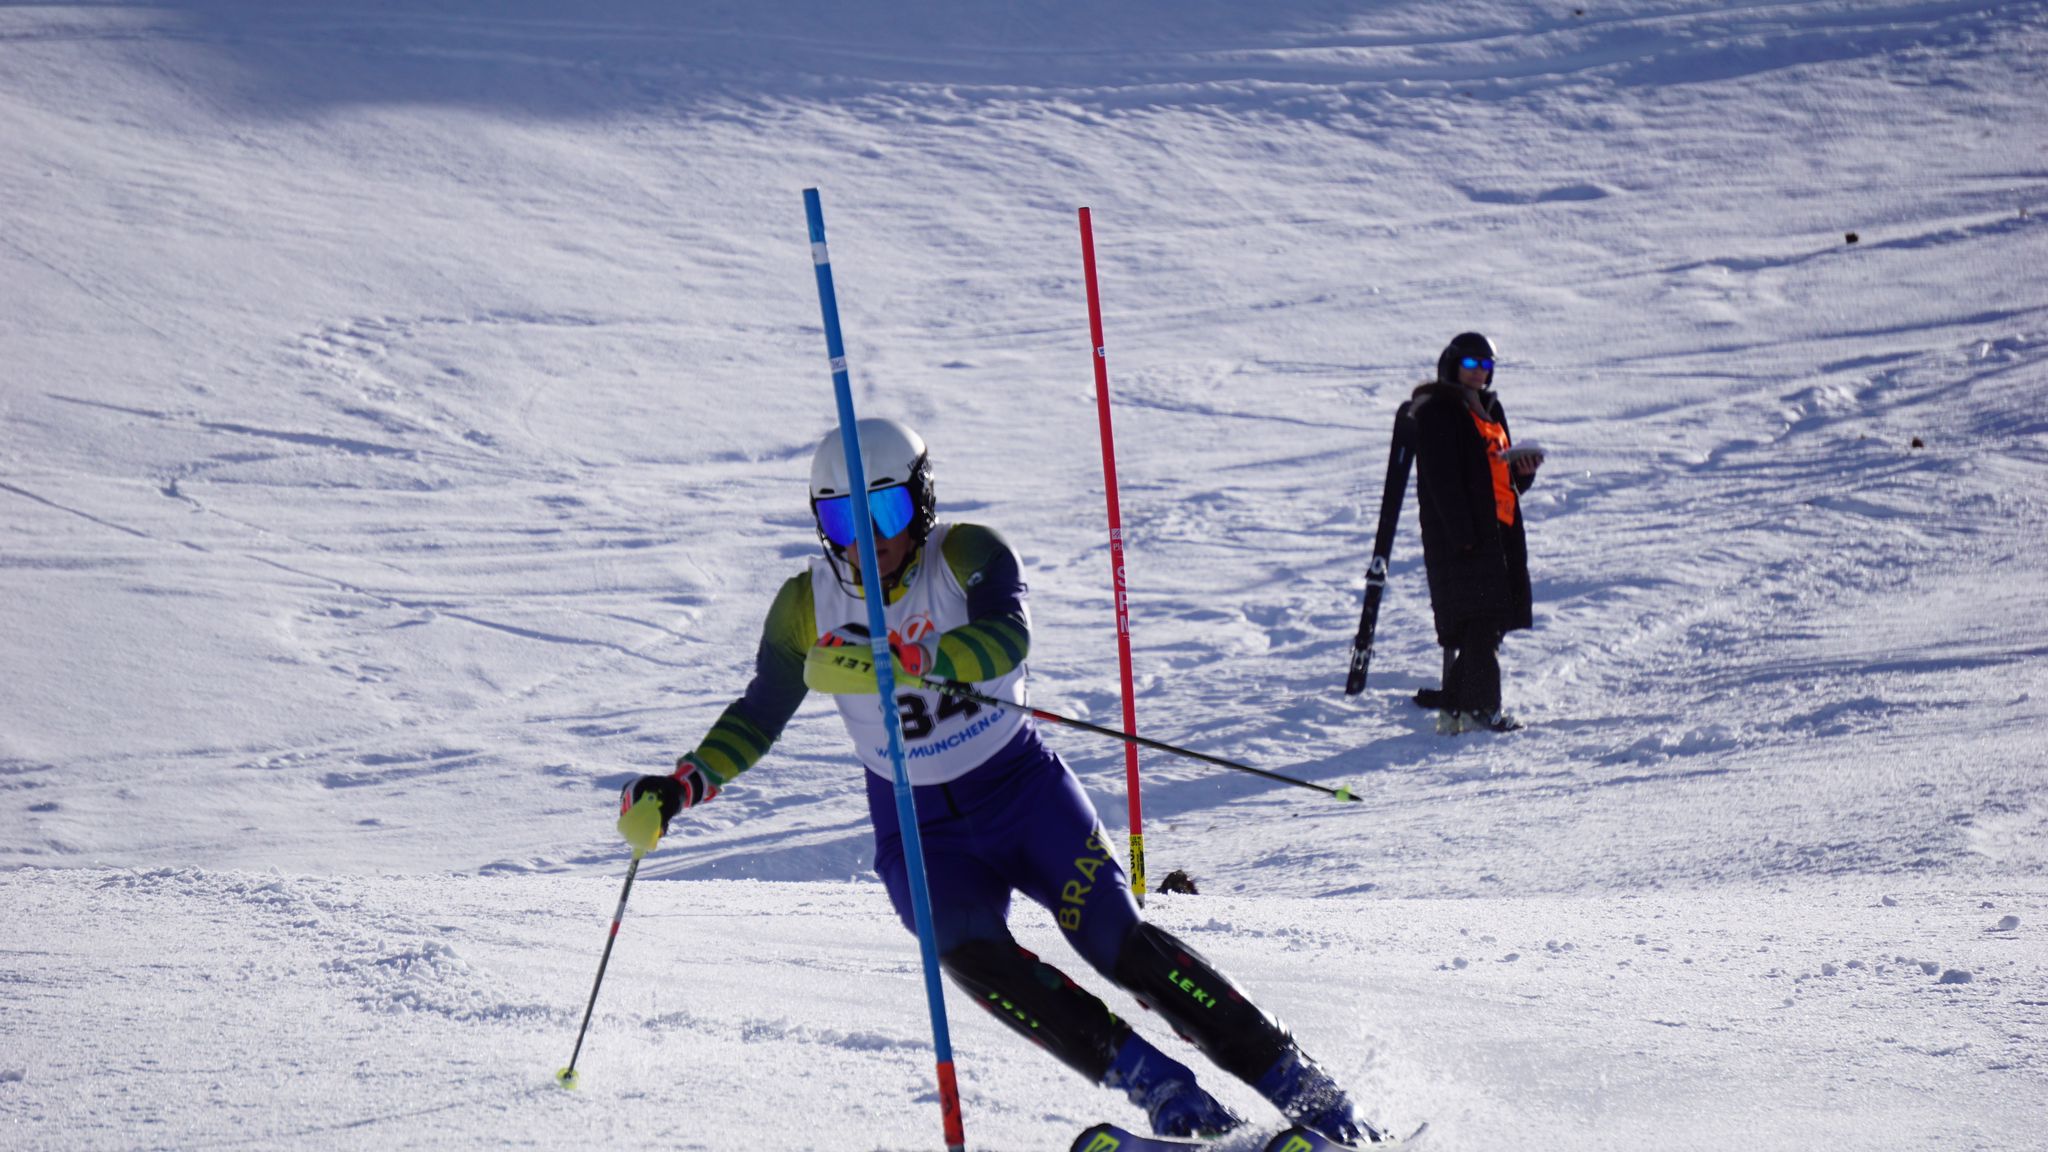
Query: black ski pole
[
  {"left": 922, "top": 678, "right": 1360, "bottom": 802},
  {"left": 1346, "top": 401, "right": 1417, "bottom": 695},
  {"left": 556, "top": 854, "right": 641, "bottom": 1090},
  {"left": 557, "top": 794, "right": 664, "bottom": 1089}
]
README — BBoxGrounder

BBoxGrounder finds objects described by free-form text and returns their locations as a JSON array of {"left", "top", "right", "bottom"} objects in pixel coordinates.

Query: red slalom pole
[{"left": 1078, "top": 207, "right": 1148, "bottom": 905}]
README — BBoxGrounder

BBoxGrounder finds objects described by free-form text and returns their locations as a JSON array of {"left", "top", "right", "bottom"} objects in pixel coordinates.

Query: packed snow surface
[{"left": 3, "top": 2, "right": 2044, "bottom": 1149}]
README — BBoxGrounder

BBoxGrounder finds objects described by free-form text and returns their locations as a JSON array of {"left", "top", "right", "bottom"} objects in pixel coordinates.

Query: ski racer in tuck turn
[{"left": 621, "top": 418, "right": 1380, "bottom": 1144}]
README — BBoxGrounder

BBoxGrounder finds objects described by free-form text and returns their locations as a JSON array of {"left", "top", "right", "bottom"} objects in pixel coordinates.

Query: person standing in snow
[
  {"left": 620, "top": 418, "right": 1377, "bottom": 1145},
  {"left": 1411, "top": 333, "right": 1541, "bottom": 734}
]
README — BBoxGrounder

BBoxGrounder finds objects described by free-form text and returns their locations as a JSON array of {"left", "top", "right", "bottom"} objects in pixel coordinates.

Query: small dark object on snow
[
  {"left": 1845, "top": 232, "right": 1860, "bottom": 244},
  {"left": 1573, "top": 7, "right": 1585, "bottom": 14},
  {"left": 1159, "top": 869, "right": 1200, "bottom": 896},
  {"left": 1911, "top": 437, "right": 1924, "bottom": 449},
  {"left": 1413, "top": 686, "right": 1446, "bottom": 709}
]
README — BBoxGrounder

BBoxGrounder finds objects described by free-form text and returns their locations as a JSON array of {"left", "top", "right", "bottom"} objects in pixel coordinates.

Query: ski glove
[
  {"left": 617, "top": 758, "right": 722, "bottom": 851},
  {"left": 802, "top": 625, "right": 931, "bottom": 696}
]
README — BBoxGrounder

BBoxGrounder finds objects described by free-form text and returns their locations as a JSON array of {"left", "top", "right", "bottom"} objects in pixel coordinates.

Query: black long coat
[{"left": 1410, "top": 375, "right": 1535, "bottom": 645}]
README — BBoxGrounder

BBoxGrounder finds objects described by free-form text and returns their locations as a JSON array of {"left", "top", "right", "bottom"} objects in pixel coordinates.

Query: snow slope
[{"left": 3, "top": 2, "right": 2045, "bottom": 1149}]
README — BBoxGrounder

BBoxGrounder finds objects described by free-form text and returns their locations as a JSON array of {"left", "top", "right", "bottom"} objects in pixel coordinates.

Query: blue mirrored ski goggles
[
  {"left": 813, "top": 485, "right": 917, "bottom": 547},
  {"left": 1460, "top": 356, "right": 1496, "bottom": 371}
]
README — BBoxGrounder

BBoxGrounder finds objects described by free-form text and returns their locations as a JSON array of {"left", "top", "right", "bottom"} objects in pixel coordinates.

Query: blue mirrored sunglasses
[
  {"left": 1461, "top": 356, "right": 1496, "bottom": 371},
  {"left": 814, "top": 485, "right": 917, "bottom": 547}
]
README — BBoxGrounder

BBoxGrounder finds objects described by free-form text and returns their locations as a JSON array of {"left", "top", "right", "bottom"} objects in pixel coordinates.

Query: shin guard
[
  {"left": 942, "top": 938, "right": 1131, "bottom": 1082},
  {"left": 1110, "top": 922, "right": 1292, "bottom": 1083}
]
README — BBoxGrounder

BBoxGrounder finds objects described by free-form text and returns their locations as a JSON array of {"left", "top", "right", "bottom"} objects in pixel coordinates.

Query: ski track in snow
[{"left": 2, "top": 1, "right": 2046, "bottom": 1149}]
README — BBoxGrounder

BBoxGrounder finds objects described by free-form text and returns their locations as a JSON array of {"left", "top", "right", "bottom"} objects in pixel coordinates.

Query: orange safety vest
[{"left": 1469, "top": 410, "right": 1516, "bottom": 526}]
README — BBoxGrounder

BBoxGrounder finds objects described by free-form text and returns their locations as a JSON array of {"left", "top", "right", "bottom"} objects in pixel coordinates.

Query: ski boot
[
  {"left": 1255, "top": 1046, "right": 1381, "bottom": 1145},
  {"left": 1103, "top": 1034, "right": 1243, "bottom": 1139},
  {"left": 1438, "top": 709, "right": 1522, "bottom": 734},
  {"left": 1467, "top": 709, "right": 1522, "bottom": 733}
]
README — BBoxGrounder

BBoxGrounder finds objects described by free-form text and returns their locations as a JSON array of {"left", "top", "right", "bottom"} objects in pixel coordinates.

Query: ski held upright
[{"left": 1345, "top": 401, "right": 1417, "bottom": 696}]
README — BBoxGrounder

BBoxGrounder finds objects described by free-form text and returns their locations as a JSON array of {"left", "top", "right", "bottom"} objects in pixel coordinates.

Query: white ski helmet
[{"left": 808, "top": 418, "right": 936, "bottom": 549}]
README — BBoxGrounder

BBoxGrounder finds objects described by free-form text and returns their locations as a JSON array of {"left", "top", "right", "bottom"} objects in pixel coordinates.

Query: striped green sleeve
[
  {"left": 686, "top": 573, "right": 815, "bottom": 783},
  {"left": 932, "top": 523, "right": 1031, "bottom": 683}
]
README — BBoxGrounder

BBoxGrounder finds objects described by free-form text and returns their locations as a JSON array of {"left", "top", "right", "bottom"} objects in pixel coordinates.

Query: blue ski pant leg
[
  {"left": 978, "top": 746, "right": 1294, "bottom": 1082},
  {"left": 865, "top": 735, "right": 1140, "bottom": 968},
  {"left": 991, "top": 750, "right": 1298, "bottom": 1087},
  {"left": 1003, "top": 753, "right": 1142, "bottom": 979},
  {"left": 867, "top": 768, "right": 1011, "bottom": 953},
  {"left": 866, "top": 756, "right": 1134, "bottom": 1081},
  {"left": 864, "top": 736, "right": 1295, "bottom": 1088}
]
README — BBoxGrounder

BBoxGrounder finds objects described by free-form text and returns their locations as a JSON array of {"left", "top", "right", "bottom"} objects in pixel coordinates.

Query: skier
[
  {"left": 1411, "top": 333, "right": 1542, "bottom": 733},
  {"left": 621, "top": 418, "right": 1377, "bottom": 1144}
]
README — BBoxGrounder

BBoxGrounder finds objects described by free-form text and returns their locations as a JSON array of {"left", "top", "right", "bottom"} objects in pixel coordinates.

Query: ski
[
  {"left": 1070, "top": 1122, "right": 1421, "bottom": 1152},
  {"left": 1263, "top": 1125, "right": 1368, "bottom": 1151},
  {"left": 1345, "top": 401, "right": 1418, "bottom": 695},
  {"left": 1269, "top": 1120, "right": 1429, "bottom": 1149},
  {"left": 1069, "top": 1123, "right": 1206, "bottom": 1151}
]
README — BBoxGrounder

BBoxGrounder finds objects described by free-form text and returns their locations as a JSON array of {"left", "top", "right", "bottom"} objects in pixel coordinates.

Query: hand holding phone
[{"left": 1501, "top": 441, "right": 1546, "bottom": 475}]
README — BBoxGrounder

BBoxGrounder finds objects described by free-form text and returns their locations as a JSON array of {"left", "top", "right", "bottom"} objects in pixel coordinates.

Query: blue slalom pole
[{"left": 803, "top": 188, "right": 966, "bottom": 1152}]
